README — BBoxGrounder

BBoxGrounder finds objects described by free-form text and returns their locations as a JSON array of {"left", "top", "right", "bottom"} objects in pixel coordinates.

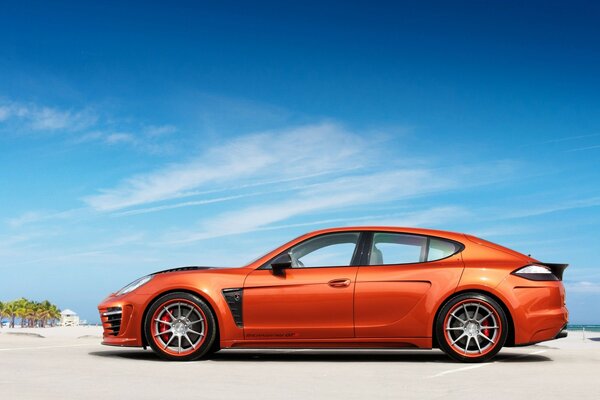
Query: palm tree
[
  {"left": 49, "top": 304, "right": 61, "bottom": 327},
  {"left": 14, "top": 298, "right": 30, "bottom": 328},
  {"left": 28, "top": 300, "right": 40, "bottom": 327},
  {"left": 37, "top": 300, "right": 58, "bottom": 327},
  {"left": 28, "top": 301, "right": 39, "bottom": 327},
  {"left": 0, "top": 301, "right": 4, "bottom": 328},
  {"left": 37, "top": 300, "right": 51, "bottom": 327},
  {"left": 4, "top": 301, "right": 18, "bottom": 328},
  {"left": 1, "top": 299, "right": 63, "bottom": 328}
]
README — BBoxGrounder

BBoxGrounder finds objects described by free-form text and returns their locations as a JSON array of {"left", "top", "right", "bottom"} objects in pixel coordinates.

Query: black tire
[
  {"left": 144, "top": 292, "right": 217, "bottom": 361},
  {"left": 435, "top": 292, "right": 508, "bottom": 363}
]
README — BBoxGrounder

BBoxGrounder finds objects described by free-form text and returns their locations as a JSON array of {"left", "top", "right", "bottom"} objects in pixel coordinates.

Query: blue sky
[{"left": 1, "top": 1, "right": 599, "bottom": 323}]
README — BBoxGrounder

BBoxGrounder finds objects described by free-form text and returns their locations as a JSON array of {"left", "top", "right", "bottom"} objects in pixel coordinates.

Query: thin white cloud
[
  {"left": 111, "top": 168, "right": 360, "bottom": 216},
  {"left": 163, "top": 170, "right": 459, "bottom": 243},
  {"left": 104, "top": 132, "right": 136, "bottom": 144},
  {"left": 3, "top": 231, "right": 149, "bottom": 266},
  {"left": 84, "top": 123, "right": 366, "bottom": 211},
  {"left": 76, "top": 131, "right": 137, "bottom": 146},
  {"left": 74, "top": 125, "right": 178, "bottom": 152},
  {"left": 1, "top": 99, "right": 178, "bottom": 156},
  {"left": 115, "top": 193, "right": 258, "bottom": 216},
  {"left": 566, "top": 144, "right": 600, "bottom": 152},
  {"left": 467, "top": 225, "right": 535, "bottom": 239},
  {"left": 522, "top": 133, "right": 600, "bottom": 147},
  {"left": 6, "top": 208, "right": 88, "bottom": 228},
  {"left": 0, "top": 105, "right": 11, "bottom": 121},
  {"left": 362, "top": 206, "right": 470, "bottom": 227},
  {"left": 7, "top": 211, "right": 46, "bottom": 228},
  {"left": 0, "top": 232, "right": 45, "bottom": 255},
  {"left": 502, "top": 197, "right": 600, "bottom": 219},
  {"left": 0, "top": 100, "right": 97, "bottom": 131},
  {"left": 225, "top": 206, "right": 467, "bottom": 235},
  {"left": 144, "top": 124, "right": 177, "bottom": 137}
]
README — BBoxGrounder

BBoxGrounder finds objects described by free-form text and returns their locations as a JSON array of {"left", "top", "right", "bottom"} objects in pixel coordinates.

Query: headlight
[
  {"left": 512, "top": 265, "right": 558, "bottom": 281},
  {"left": 115, "top": 275, "right": 153, "bottom": 295}
]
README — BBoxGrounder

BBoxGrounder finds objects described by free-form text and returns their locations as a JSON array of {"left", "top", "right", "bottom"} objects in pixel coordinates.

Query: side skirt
[{"left": 221, "top": 337, "right": 432, "bottom": 349}]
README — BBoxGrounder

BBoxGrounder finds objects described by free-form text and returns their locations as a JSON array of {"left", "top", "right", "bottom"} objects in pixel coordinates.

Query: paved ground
[{"left": 1, "top": 327, "right": 599, "bottom": 399}]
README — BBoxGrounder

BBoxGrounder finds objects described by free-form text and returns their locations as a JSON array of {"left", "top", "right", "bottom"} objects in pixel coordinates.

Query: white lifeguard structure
[{"left": 60, "top": 309, "right": 80, "bottom": 327}]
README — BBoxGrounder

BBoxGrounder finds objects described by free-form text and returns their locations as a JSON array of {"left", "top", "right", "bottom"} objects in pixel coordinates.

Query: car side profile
[{"left": 98, "top": 227, "right": 568, "bottom": 362}]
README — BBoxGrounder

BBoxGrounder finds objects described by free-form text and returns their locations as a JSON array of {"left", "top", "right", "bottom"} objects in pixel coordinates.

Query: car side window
[
  {"left": 370, "top": 233, "right": 427, "bottom": 265},
  {"left": 289, "top": 232, "right": 360, "bottom": 268},
  {"left": 428, "top": 238, "right": 460, "bottom": 261},
  {"left": 369, "top": 233, "right": 462, "bottom": 265}
]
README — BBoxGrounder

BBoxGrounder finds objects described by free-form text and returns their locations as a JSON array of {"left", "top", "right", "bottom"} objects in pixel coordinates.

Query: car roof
[
  {"left": 242, "top": 226, "right": 471, "bottom": 268},
  {"left": 305, "top": 226, "right": 467, "bottom": 242}
]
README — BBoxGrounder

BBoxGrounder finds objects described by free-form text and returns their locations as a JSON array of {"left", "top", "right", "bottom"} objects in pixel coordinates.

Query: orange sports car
[{"left": 98, "top": 227, "right": 568, "bottom": 362}]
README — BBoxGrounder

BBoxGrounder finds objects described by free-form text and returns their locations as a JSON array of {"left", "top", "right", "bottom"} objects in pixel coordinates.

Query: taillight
[{"left": 512, "top": 264, "right": 559, "bottom": 281}]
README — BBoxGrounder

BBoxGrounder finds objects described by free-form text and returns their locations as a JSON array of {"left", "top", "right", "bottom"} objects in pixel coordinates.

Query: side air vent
[
  {"left": 101, "top": 307, "right": 122, "bottom": 336},
  {"left": 222, "top": 288, "right": 244, "bottom": 328}
]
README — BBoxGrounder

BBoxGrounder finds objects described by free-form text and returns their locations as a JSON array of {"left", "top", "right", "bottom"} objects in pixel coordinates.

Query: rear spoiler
[{"left": 538, "top": 263, "right": 568, "bottom": 281}]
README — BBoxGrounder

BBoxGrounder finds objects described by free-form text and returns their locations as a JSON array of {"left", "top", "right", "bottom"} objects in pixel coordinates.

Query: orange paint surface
[{"left": 99, "top": 226, "right": 568, "bottom": 354}]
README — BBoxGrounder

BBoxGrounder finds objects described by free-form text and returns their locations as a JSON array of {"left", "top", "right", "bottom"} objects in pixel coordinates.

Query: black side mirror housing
[{"left": 270, "top": 253, "right": 292, "bottom": 275}]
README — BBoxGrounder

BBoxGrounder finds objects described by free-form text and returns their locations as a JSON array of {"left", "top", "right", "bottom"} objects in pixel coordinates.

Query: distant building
[{"left": 60, "top": 309, "right": 80, "bottom": 327}]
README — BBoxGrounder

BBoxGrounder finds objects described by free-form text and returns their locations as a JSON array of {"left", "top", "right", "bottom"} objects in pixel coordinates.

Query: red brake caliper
[
  {"left": 482, "top": 317, "right": 490, "bottom": 338},
  {"left": 160, "top": 311, "right": 171, "bottom": 343}
]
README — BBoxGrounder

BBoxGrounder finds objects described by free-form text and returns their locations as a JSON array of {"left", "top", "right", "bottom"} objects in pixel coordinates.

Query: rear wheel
[
  {"left": 145, "top": 292, "right": 217, "bottom": 361},
  {"left": 436, "top": 293, "right": 508, "bottom": 363}
]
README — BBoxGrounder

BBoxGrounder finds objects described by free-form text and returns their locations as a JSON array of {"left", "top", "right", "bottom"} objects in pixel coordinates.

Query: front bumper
[{"left": 98, "top": 294, "right": 147, "bottom": 347}]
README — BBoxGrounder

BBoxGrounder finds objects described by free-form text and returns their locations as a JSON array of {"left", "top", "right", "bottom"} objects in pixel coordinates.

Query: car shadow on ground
[{"left": 88, "top": 349, "right": 551, "bottom": 363}]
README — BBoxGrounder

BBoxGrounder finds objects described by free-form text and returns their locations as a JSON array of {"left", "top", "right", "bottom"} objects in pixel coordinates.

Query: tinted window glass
[
  {"left": 369, "top": 233, "right": 427, "bottom": 265},
  {"left": 368, "top": 233, "right": 462, "bottom": 265},
  {"left": 428, "top": 238, "right": 460, "bottom": 261},
  {"left": 290, "top": 232, "right": 360, "bottom": 268}
]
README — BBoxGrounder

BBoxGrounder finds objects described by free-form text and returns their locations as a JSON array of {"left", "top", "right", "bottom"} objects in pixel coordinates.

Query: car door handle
[{"left": 328, "top": 278, "right": 351, "bottom": 288}]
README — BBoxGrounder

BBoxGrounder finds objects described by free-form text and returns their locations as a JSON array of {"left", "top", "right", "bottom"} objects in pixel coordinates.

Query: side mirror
[{"left": 270, "top": 253, "right": 292, "bottom": 275}]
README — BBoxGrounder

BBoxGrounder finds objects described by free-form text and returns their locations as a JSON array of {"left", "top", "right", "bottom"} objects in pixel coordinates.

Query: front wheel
[
  {"left": 435, "top": 293, "right": 508, "bottom": 363},
  {"left": 144, "top": 292, "right": 217, "bottom": 361}
]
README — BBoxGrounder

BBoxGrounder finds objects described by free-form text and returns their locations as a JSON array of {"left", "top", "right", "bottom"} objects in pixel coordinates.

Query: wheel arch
[
  {"left": 141, "top": 288, "right": 221, "bottom": 349},
  {"left": 431, "top": 288, "right": 515, "bottom": 348}
]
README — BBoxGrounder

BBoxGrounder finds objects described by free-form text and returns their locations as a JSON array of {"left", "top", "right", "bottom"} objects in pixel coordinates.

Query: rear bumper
[
  {"left": 496, "top": 275, "right": 568, "bottom": 345},
  {"left": 554, "top": 324, "right": 568, "bottom": 339}
]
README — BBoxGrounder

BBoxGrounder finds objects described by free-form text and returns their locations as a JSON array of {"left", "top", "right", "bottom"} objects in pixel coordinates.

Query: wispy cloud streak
[
  {"left": 501, "top": 197, "right": 600, "bottom": 219},
  {"left": 566, "top": 144, "right": 600, "bottom": 152},
  {"left": 0, "top": 100, "right": 97, "bottom": 131},
  {"left": 162, "top": 170, "right": 463, "bottom": 243},
  {"left": 84, "top": 123, "right": 366, "bottom": 211}
]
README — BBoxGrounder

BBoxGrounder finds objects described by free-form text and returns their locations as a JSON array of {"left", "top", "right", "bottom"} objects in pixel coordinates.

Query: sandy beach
[
  {"left": 1, "top": 327, "right": 599, "bottom": 399},
  {"left": 0, "top": 325, "right": 103, "bottom": 339}
]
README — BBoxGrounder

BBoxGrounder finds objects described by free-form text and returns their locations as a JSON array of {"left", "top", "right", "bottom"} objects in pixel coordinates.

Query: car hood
[{"left": 151, "top": 266, "right": 217, "bottom": 275}]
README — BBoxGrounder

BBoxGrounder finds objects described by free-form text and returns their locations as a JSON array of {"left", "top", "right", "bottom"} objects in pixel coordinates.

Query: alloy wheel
[
  {"left": 443, "top": 300, "right": 501, "bottom": 357},
  {"left": 145, "top": 292, "right": 217, "bottom": 361},
  {"left": 436, "top": 293, "right": 508, "bottom": 362}
]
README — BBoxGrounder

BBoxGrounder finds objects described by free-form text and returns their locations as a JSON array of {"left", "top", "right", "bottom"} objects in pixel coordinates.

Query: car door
[
  {"left": 354, "top": 231, "right": 465, "bottom": 338},
  {"left": 243, "top": 232, "right": 364, "bottom": 340}
]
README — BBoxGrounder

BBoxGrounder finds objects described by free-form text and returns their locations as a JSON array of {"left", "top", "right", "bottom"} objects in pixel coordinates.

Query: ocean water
[{"left": 567, "top": 325, "right": 600, "bottom": 332}]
